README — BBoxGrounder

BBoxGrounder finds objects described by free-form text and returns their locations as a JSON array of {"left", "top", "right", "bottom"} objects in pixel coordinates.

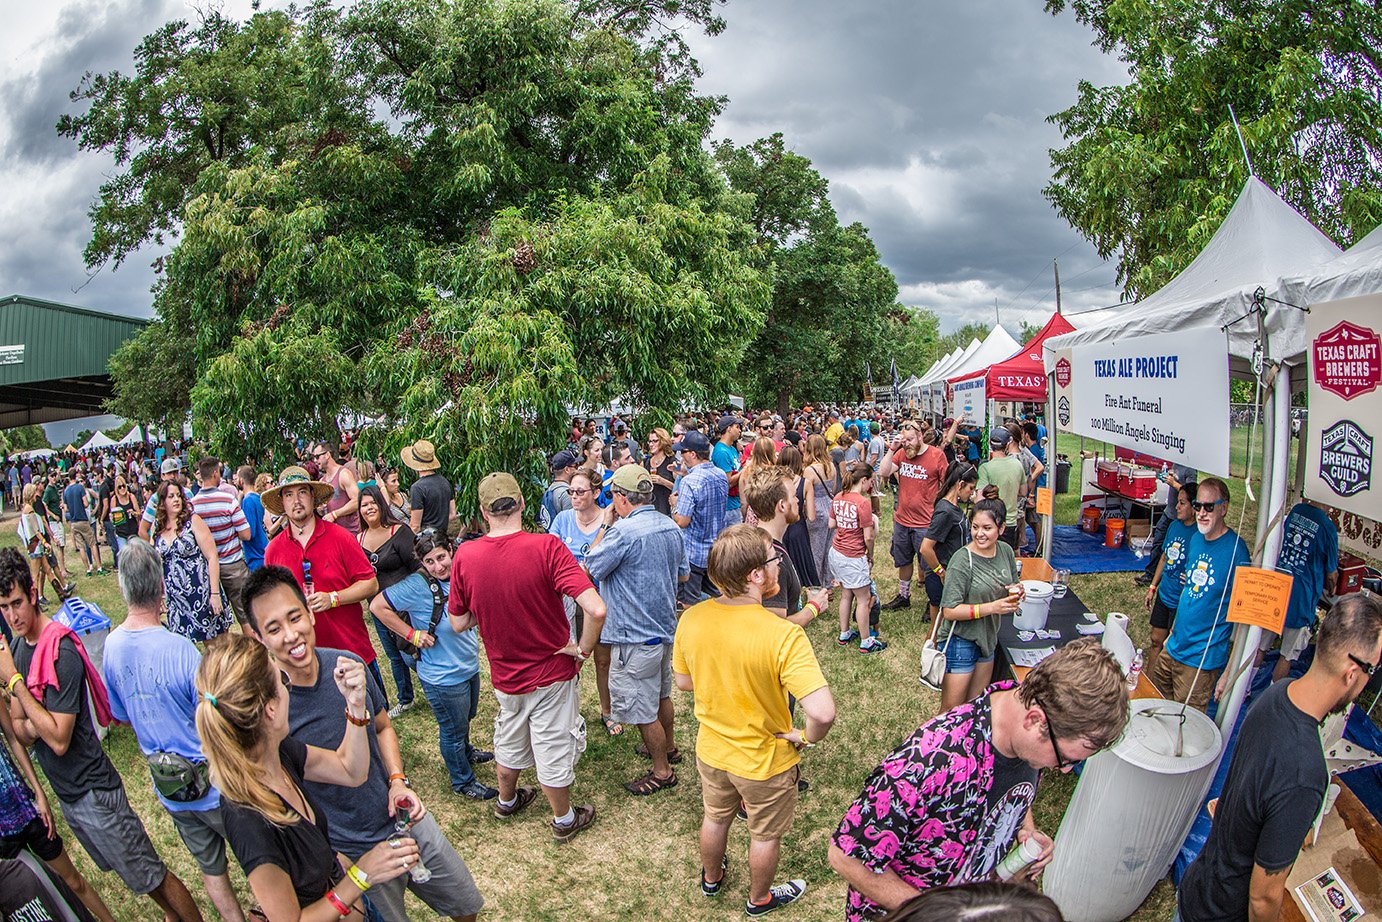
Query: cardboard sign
[
  {"left": 1226, "top": 567, "right": 1293, "bottom": 634},
  {"left": 1035, "top": 487, "right": 1053, "bottom": 516}
]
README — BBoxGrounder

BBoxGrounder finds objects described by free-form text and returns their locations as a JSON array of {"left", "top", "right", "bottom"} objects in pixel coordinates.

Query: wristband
[
  {"left": 330, "top": 590, "right": 340, "bottom": 608},
  {"left": 971, "top": 603, "right": 980, "bottom": 620},
  {"left": 933, "top": 565, "right": 944, "bottom": 575},
  {"left": 410, "top": 630, "right": 423, "bottom": 646},
  {"left": 6, "top": 673, "right": 22, "bottom": 695},
  {"left": 801, "top": 602, "right": 818, "bottom": 618},
  {"left": 388, "top": 772, "right": 408, "bottom": 785},
  {"left": 324, "top": 890, "right": 352, "bottom": 916},
  {"left": 345, "top": 707, "right": 370, "bottom": 727},
  {"left": 345, "top": 864, "right": 371, "bottom": 892}
]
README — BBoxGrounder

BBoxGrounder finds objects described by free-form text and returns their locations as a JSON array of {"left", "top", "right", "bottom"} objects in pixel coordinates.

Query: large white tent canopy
[
  {"left": 79, "top": 431, "right": 117, "bottom": 451},
  {"left": 942, "top": 324, "right": 1022, "bottom": 383},
  {"left": 1276, "top": 222, "right": 1382, "bottom": 362}
]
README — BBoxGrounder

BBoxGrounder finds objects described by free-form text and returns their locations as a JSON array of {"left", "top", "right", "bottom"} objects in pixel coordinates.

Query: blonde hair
[
  {"left": 254, "top": 473, "right": 274, "bottom": 494},
  {"left": 741, "top": 466, "right": 792, "bottom": 522},
  {"left": 1017, "top": 639, "right": 1129, "bottom": 749},
  {"left": 649, "top": 428, "right": 674, "bottom": 457},
  {"left": 749, "top": 437, "right": 777, "bottom": 468},
  {"left": 707, "top": 524, "right": 773, "bottom": 597},
  {"left": 21, "top": 483, "right": 38, "bottom": 506},
  {"left": 804, "top": 434, "right": 830, "bottom": 467},
  {"left": 195, "top": 634, "right": 297, "bottom": 825}
]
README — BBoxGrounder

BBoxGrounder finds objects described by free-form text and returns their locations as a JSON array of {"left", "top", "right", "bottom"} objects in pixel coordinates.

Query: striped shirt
[{"left": 189, "top": 490, "right": 249, "bottom": 563}]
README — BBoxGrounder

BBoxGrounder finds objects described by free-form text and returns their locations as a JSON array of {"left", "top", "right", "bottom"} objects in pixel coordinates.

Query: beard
[
  {"left": 1196, "top": 520, "right": 1212, "bottom": 535},
  {"left": 785, "top": 505, "right": 800, "bottom": 525},
  {"left": 761, "top": 573, "right": 781, "bottom": 600}
]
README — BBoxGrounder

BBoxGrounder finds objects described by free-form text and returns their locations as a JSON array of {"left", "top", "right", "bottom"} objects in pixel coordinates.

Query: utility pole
[
  {"left": 1054, "top": 259, "right": 1062, "bottom": 314},
  {"left": 994, "top": 297, "right": 1000, "bottom": 327}
]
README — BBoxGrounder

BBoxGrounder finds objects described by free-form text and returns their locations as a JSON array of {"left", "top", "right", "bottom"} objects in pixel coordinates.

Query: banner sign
[
  {"left": 952, "top": 376, "right": 986, "bottom": 427},
  {"left": 1323, "top": 506, "right": 1382, "bottom": 559},
  {"left": 1048, "top": 326, "right": 1230, "bottom": 475},
  {"left": 1305, "top": 295, "right": 1382, "bottom": 521}
]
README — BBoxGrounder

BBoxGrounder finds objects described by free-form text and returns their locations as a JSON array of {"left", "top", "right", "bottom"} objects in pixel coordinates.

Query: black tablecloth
[{"left": 994, "top": 586, "right": 1096, "bottom": 679}]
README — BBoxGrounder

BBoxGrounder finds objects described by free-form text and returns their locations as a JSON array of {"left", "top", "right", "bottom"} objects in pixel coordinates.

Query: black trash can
[{"left": 1055, "top": 457, "right": 1071, "bottom": 494}]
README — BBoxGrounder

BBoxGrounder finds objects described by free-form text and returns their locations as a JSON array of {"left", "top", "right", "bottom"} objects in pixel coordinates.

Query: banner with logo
[
  {"left": 1048, "top": 326, "right": 1229, "bottom": 475},
  {"left": 952, "top": 376, "right": 986, "bottom": 427},
  {"left": 1305, "top": 294, "right": 1382, "bottom": 520}
]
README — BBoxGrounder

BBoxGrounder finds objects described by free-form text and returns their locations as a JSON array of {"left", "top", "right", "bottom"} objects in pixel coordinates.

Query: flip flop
[{"left": 601, "top": 713, "right": 623, "bottom": 736}]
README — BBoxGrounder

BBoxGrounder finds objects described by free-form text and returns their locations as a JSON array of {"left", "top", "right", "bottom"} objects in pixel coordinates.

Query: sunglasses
[
  {"left": 1035, "top": 695, "right": 1076, "bottom": 770},
  {"left": 1189, "top": 499, "right": 1226, "bottom": 512},
  {"left": 1349, "top": 653, "right": 1378, "bottom": 677},
  {"left": 568, "top": 488, "right": 593, "bottom": 497}
]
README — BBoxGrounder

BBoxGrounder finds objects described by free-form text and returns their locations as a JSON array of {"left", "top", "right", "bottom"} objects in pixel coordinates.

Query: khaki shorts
[
  {"left": 608, "top": 643, "right": 672, "bottom": 726},
  {"left": 697, "top": 757, "right": 799, "bottom": 841},
  {"left": 1280, "top": 625, "right": 1313, "bottom": 663},
  {"left": 1146, "top": 649, "right": 1221, "bottom": 713},
  {"left": 493, "top": 676, "right": 586, "bottom": 789}
]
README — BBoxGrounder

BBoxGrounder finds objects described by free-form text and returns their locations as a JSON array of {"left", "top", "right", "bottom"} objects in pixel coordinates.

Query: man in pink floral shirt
[{"left": 828, "top": 640, "right": 1128, "bottom": 919}]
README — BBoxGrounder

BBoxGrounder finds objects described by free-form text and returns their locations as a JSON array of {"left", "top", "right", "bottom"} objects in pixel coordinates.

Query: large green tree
[
  {"left": 66, "top": 0, "right": 771, "bottom": 510},
  {"left": 1044, "top": 0, "right": 1382, "bottom": 298}
]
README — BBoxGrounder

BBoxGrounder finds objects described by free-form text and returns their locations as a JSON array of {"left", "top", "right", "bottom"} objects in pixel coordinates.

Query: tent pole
[{"left": 1043, "top": 385, "right": 1056, "bottom": 564}]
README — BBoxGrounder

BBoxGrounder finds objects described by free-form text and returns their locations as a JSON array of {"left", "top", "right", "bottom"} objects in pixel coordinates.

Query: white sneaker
[{"left": 387, "top": 700, "right": 414, "bottom": 719}]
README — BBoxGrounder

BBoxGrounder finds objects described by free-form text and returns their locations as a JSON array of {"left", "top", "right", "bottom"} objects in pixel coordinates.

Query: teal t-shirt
[
  {"left": 1165, "top": 529, "right": 1251, "bottom": 671},
  {"left": 382, "top": 572, "right": 478, "bottom": 687},
  {"left": 711, "top": 440, "right": 742, "bottom": 511},
  {"left": 1156, "top": 519, "right": 1198, "bottom": 609}
]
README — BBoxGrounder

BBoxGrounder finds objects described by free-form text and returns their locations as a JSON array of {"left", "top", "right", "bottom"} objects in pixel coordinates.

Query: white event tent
[
  {"left": 79, "top": 431, "right": 118, "bottom": 451},
  {"left": 918, "top": 339, "right": 981, "bottom": 413},
  {"left": 941, "top": 324, "right": 1022, "bottom": 384}
]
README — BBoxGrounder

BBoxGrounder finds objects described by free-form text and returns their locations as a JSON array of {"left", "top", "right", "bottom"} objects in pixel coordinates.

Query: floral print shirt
[{"left": 832, "top": 682, "right": 1038, "bottom": 920}]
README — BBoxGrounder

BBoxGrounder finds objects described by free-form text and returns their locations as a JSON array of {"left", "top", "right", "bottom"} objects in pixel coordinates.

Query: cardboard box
[{"left": 1126, "top": 520, "right": 1152, "bottom": 539}]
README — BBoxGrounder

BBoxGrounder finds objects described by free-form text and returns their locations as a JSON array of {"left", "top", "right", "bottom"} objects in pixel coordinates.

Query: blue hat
[
  {"left": 549, "top": 449, "right": 580, "bottom": 471},
  {"left": 675, "top": 430, "right": 712, "bottom": 455},
  {"left": 989, "top": 426, "right": 1013, "bottom": 446}
]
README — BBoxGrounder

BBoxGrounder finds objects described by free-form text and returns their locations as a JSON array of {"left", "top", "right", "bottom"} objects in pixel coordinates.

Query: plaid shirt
[{"left": 675, "top": 461, "right": 728, "bottom": 568}]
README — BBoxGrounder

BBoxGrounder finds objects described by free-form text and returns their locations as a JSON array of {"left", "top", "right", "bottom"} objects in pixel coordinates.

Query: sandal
[
  {"left": 624, "top": 769, "right": 677, "bottom": 796},
  {"left": 601, "top": 714, "right": 623, "bottom": 736},
  {"left": 635, "top": 743, "right": 683, "bottom": 764}
]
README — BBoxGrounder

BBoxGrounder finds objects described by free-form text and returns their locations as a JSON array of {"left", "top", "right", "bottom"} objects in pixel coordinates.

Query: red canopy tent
[{"left": 948, "top": 312, "right": 1076, "bottom": 401}]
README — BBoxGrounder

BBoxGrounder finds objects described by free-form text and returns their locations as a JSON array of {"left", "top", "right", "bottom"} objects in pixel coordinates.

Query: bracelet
[
  {"left": 330, "top": 590, "right": 340, "bottom": 608},
  {"left": 410, "top": 630, "right": 423, "bottom": 646},
  {"left": 933, "top": 565, "right": 944, "bottom": 575},
  {"left": 6, "top": 673, "right": 22, "bottom": 695},
  {"left": 971, "top": 603, "right": 981, "bottom": 620},
  {"left": 345, "top": 864, "right": 371, "bottom": 892},
  {"left": 388, "top": 772, "right": 408, "bottom": 785},
  {"left": 801, "top": 602, "right": 819, "bottom": 618},
  {"left": 324, "top": 890, "right": 352, "bottom": 916},
  {"left": 344, "top": 707, "right": 370, "bottom": 727}
]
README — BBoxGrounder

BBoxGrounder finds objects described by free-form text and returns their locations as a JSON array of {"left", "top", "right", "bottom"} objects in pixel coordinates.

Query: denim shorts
[{"left": 942, "top": 634, "right": 994, "bottom": 675}]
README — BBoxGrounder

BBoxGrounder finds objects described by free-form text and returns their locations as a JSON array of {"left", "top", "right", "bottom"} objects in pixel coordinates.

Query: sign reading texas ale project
[{"left": 1306, "top": 294, "right": 1382, "bottom": 520}]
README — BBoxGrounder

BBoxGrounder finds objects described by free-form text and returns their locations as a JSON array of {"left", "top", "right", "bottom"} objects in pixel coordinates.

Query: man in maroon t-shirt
[
  {"left": 448, "top": 472, "right": 607, "bottom": 844},
  {"left": 876, "top": 423, "right": 948, "bottom": 619}
]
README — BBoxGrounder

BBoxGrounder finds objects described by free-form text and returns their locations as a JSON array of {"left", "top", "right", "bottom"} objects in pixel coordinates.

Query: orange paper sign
[
  {"left": 1226, "top": 567, "right": 1293, "bottom": 634},
  {"left": 1035, "top": 487, "right": 1053, "bottom": 517}
]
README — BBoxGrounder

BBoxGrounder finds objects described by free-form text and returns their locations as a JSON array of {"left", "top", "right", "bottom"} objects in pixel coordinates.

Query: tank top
[{"left": 325, "top": 464, "right": 361, "bottom": 534}]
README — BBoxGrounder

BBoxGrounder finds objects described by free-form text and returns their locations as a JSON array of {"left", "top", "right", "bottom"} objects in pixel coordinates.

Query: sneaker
[
  {"left": 551, "top": 804, "right": 596, "bottom": 843},
  {"left": 457, "top": 780, "right": 498, "bottom": 800},
  {"left": 736, "top": 802, "right": 748, "bottom": 821},
  {"left": 386, "top": 700, "right": 414, "bottom": 719},
  {"left": 701, "top": 855, "right": 730, "bottom": 897},
  {"left": 797, "top": 777, "right": 810, "bottom": 794},
  {"left": 746, "top": 880, "right": 807, "bottom": 916},
  {"left": 471, "top": 749, "right": 495, "bottom": 765},
  {"left": 837, "top": 629, "right": 859, "bottom": 646},
  {"left": 1134, "top": 572, "right": 1154, "bottom": 586},
  {"left": 881, "top": 594, "right": 911, "bottom": 611},
  {"left": 493, "top": 786, "right": 540, "bottom": 819},
  {"left": 860, "top": 638, "right": 889, "bottom": 655}
]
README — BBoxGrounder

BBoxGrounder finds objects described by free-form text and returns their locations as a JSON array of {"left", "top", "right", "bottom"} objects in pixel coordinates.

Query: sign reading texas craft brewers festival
[
  {"left": 1048, "top": 326, "right": 1229, "bottom": 476},
  {"left": 1305, "top": 294, "right": 1382, "bottom": 521}
]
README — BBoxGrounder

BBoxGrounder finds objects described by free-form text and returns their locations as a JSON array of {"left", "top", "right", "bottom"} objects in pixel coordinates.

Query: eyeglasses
[
  {"left": 1189, "top": 499, "right": 1226, "bottom": 512},
  {"left": 762, "top": 550, "right": 785, "bottom": 569},
  {"left": 568, "top": 488, "right": 593, "bottom": 497},
  {"left": 1349, "top": 653, "right": 1378, "bottom": 677},
  {"left": 1035, "top": 696, "right": 1076, "bottom": 770},
  {"left": 312, "top": 452, "right": 329, "bottom": 461}
]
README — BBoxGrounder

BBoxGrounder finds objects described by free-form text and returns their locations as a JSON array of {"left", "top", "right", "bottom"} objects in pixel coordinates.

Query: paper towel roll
[{"left": 1101, "top": 612, "right": 1135, "bottom": 673}]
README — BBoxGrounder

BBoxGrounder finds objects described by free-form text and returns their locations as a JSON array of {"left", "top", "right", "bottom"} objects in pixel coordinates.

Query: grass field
[{"left": 6, "top": 428, "right": 1299, "bottom": 920}]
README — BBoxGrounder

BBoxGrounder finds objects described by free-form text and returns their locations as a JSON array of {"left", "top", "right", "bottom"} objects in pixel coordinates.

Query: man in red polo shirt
[
  {"left": 262, "top": 466, "right": 383, "bottom": 695},
  {"left": 877, "top": 422, "right": 948, "bottom": 619}
]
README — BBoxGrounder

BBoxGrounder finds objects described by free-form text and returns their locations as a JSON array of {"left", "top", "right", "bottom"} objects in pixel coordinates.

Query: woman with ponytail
[
  {"left": 196, "top": 633, "right": 420, "bottom": 920},
  {"left": 829, "top": 463, "right": 884, "bottom": 654}
]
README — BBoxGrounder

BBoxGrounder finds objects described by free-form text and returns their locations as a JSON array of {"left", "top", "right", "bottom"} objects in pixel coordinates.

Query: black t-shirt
[
  {"left": 222, "top": 737, "right": 343, "bottom": 908},
  {"left": 110, "top": 495, "right": 140, "bottom": 539},
  {"left": 96, "top": 477, "right": 114, "bottom": 521},
  {"left": 763, "top": 538, "right": 802, "bottom": 617},
  {"left": 925, "top": 498, "right": 970, "bottom": 568},
  {"left": 650, "top": 456, "right": 675, "bottom": 516},
  {"left": 360, "top": 525, "right": 418, "bottom": 591},
  {"left": 1179, "top": 680, "right": 1328, "bottom": 922},
  {"left": 0, "top": 856, "right": 97, "bottom": 922},
  {"left": 12, "top": 635, "right": 121, "bottom": 802},
  {"left": 408, "top": 473, "right": 453, "bottom": 533},
  {"left": 957, "top": 749, "right": 1040, "bottom": 881}
]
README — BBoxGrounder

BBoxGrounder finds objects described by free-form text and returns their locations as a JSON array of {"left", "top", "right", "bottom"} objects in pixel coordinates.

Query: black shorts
[
  {"left": 1000, "top": 527, "right": 1020, "bottom": 552},
  {"left": 890, "top": 525, "right": 928, "bottom": 569},
  {"left": 0, "top": 816, "right": 64, "bottom": 862},
  {"left": 924, "top": 571, "right": 943, "bottom": 606},
  {"left": 1150, "top": 596, "right": 1177, "bottom": 631}
]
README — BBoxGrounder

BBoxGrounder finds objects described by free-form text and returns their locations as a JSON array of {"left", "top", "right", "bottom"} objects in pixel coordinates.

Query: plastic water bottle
[
  {"left": 394, "top": 815, "right": 431, "bottom": 883},
  {"left": 995, "top": 835, "right": 1045, "bottom": 881},
  {"left": 302, "top": 560, "right": 314, "bottom": 597},
  {"left": 1126, "top": 648, "right": 1144, "bottom": 692}
]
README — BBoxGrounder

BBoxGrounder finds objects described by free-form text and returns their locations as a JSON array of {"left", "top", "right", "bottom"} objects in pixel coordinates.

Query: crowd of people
[{"left": 0, "top": 404, "right": 1376, "bottom": 922}]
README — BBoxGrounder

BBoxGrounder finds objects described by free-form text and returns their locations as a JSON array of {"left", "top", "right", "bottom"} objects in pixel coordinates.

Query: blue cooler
[{"left": 52, "top": 598, "right": 112, "bottom": 740}]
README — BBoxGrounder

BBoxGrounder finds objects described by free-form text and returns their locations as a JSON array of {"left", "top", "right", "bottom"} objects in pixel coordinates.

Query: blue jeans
[
  {"left": 372, "top": 614, "right": 414, "bottom": 706},
  {"left": 419, "top": 674, "right": 481, "bottom": 791},
  {"left": 365, "top": 659, "right": 391, "bottom": 710}
]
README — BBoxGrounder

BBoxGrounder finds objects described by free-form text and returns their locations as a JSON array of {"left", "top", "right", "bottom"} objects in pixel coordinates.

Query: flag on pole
[
  {"left": 890, "top": 357, "right": 900, "bottom": 404},
  {"left": 866, "top": 361, "right": 873, "bottom": 389}
]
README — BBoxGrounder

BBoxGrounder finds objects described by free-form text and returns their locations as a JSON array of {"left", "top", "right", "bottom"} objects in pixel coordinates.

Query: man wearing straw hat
[
  {"left": 402, "top": 439, "right": 456, "bottom": 536},
  {"left": 262, "top": 466, "right": 385, "bottom": 701}
]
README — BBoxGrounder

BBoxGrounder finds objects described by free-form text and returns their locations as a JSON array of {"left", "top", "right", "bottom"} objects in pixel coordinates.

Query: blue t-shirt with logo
[
  {"left": 710, "top": 440, "right": 742, "bottom": 511},
  {"left": 549, "top": 509, "right": 602, "bottom": 565},
  {"left": 1275, "top": 503, "right": 1338, "bottom": 631},
  {"left": 1166, "top": 528, "right": 1251, "bottom": 671},
  {"left": 382, "top": 572, "right": 478, "bottom": 688},
  {"left": 1157, "top": 519, "right": 1199, "bottom": 609}
]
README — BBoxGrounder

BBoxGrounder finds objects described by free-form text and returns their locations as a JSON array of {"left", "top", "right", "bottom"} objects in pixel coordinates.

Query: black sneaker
[
  {"left": 471, "top": 750, "right": 495, "bottom": 764},
  {"left": 881, "top": 594, "right": 911, "bottom": 611},
  {"left": 796, "top": 777, "right": 810, "bottom": 794},
  {"left": 493, "top": 786, "right": 540, "bottom": 819},
  {"left": 701, "top": 855, "right": 729, "bottom": 897},
  {"left": 457, "top": 780, "right": 498, "bottom": 800},
  {"left": 551, "top": 804, "right": 596, "bottom": 843},
  {"left": 1134, "top": 572, "right": 1153, "bottom": 586},
  {"left": 745, "top": 880, "right": 807, "bottom": 916}
]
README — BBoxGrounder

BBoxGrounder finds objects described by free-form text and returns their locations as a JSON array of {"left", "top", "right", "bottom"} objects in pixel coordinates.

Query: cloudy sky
[{"left": 0, "top": 0, "right": 1128, "bottom": 435}]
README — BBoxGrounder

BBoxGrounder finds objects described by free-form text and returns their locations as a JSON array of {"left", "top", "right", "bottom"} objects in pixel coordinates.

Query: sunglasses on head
[
  {"left": 1349, "top": 653, "right": 1378, "bottom": 677},
  {"left": 1189, "top": 499, "right": 1226, "bottom": 512}
]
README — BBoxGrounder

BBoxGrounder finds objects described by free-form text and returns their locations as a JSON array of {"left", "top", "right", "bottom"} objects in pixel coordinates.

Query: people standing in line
[
  {"left": 310, "top": 441, "right": 361, "bottom": 535},
  {"left": 643, "top": 428, "right": 678, "bottom": 517},
  {"left": 829, "top": 640, "right": 1128, "bottom": 920},
  {"left": 877, "top": 422, "right": 948, "bottom": 618},
  {"left": 153, "top": 481, "right": 230, "bottom": 646},
  {"left": 1142, "top": 482, "right": 1199, "bottom": 666},
  {"left": 738, "top": 438, "right": 778, "bottom": 528},
  {"left": 831, "top": 464, "right": 886, "bottom": 654},
  {"left": 243, "top": 567, "right": 484, "bottom": 921},
  {"left": 403, "top": 440, "right": 456, "bottom": 536},
  {"left": 1270, "top": 499, "right": 1339, "bottom": 682},
  {"left": 1176, "top": 596, "right": 1382, "bottom": 922},
  {"left": 712, "top": 415, "right": 745, "bottom": 527},
  {"left": 583, "top": 465, "right": 689, "bottom": 796},
  {"left": 195, "top": 632, "right": 421, "bottom": 919},
  {"left": 356, "top": 485, "right": 419, "bottom": 718},
  {"left": 674, "top": 524, "right": 836, "bottom": 915},
  {"left": 935, "top": 498, "right": 1023, "bottom": 713},
  {"left": 101, "top": 540, "right": 247, "bottom": 922},
  {"left": 1145, "top": 478, "right": 1251, "bottom": 712},
  {"left": 190, "top": 457, "right": 254, "bottom": 626},
  {"left": 774, "top": 444, "right": 820, "bottom": 588},
  {"left": 672, "top": 430, "right": 729, "bottom": 607},
  {"left": 0, "top": 548, "right": 203, "bottom": 920},
  {"left": 448, "top": 473, "right": 607, "bottom": 842},
  {"left": 372, "top": 530, "right": 497, "bottom": 801},
  {"left": 802, "top": 434, "right": 835, "bottom": 587}
]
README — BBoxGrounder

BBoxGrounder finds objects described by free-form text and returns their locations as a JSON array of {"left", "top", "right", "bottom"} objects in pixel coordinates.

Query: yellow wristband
[
  {"left": 346, "top": 864, "right": 370, "bottom": 892},
  {"left": 6, "top": 673, "right": 21, "bottom": 695},
  {"left": 801, "top": 602, "right": 818, "bottom": 618},
  {"left": 411, "top": 630, "right": 423, "bottom": 646}
]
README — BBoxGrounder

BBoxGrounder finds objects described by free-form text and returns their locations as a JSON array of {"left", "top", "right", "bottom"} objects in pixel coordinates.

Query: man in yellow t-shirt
[
  {"left": 823, "top": 413, "right": 845, "bottom": 448},
  {"left": 673, "top": 524, "right": 836, "bottom": 916}
]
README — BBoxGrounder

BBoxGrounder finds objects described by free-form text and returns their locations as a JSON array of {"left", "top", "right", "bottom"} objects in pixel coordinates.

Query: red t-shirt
[
  {"left": 831, "top": 492, "right": 873, "bottom": 557},
  {"left": 892, "top": 445, "right": 948, "bottom": 530},
  {"left": 264, "top": 518, "right": 378, "bottom": 663},
  {"left": 448, "top": 531, "right": 594, "bottom": 695}
]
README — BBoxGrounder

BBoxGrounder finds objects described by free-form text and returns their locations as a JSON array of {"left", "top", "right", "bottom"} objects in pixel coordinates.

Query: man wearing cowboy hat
[
  {"left": 402, "top": 439, "right": 456, "bottom": 536},
  {"left": 262, "top": 466, "right": 386, "bottom": 700}
]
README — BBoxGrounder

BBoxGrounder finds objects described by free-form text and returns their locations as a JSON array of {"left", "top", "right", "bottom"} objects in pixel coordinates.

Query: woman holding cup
[{"left": 934, "top": 498, "right": 1023, "bottom": 713}]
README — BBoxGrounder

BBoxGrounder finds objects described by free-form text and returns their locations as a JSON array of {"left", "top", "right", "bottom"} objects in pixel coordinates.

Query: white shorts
[
  {"left": 1281, "top": 625, "right": 1313, "bottom": 662},
  {"left": 492, "top": 676, "right": 586, "bottom": 788},
  {"left": 828, "top": 547, "right": 871, "bottom": 589}
]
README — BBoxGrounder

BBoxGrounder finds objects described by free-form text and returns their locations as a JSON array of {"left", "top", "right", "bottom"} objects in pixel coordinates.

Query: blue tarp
[{"left": 1051, "top": 524, "right": 1146, "bottom": 574}]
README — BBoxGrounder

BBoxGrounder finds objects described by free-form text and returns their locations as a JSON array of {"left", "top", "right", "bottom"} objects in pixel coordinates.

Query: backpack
[
  {"left": 395, "top": 572, "right": 447, "bottom": 659},
  {"left": 539, "top": 481, "right": 570, "bottom": 530}
]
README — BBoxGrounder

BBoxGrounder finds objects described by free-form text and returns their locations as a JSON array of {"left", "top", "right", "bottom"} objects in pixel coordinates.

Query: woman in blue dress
[{"left": 152, "top": 481, "right": 229, "bottom": 645}]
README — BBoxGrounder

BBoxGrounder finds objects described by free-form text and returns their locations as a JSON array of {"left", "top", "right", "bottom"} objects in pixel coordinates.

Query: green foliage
[
  {"left": 1045, "top": 0, "right": 1382, "bottom": 298},
  {"left": 884, "top": 305, "right": 942, "bottom": 379},
  {"left": 105, "top": 318, "right": 197, "bottom": 433},
  {"left": 1, "top": 426, "right": 51, "bottom": 454}
]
